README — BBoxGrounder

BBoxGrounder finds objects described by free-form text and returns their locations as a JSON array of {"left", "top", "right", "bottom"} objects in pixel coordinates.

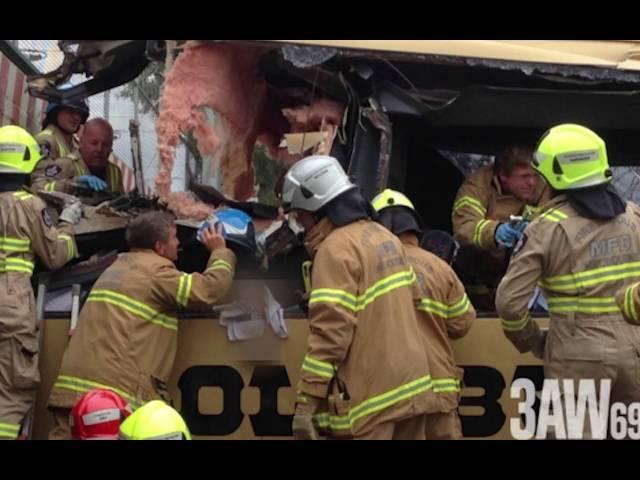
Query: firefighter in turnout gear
[
  {"left": 372, "top": 189, "right": 475, "bottom": 439},
  {"left": 496, "top": 124, "right": 640, "bottom": 438},
  {"left": 32, "top": 118, "right": 124, "bottom": 194},
  {"left": 452, "top": 146, "right": 551, "bottom": 310},
  {"left": 35, "top": 98, "right": 89, "bottom": 162},
  {"left": 0, "top": 125, "right": 78, "bottom": 440},
  {"left": 282, "top": 155, "right": 433, "bottom": 440},
  {"left": 47, "top": 211, "right": 235, "bottom": 439}
]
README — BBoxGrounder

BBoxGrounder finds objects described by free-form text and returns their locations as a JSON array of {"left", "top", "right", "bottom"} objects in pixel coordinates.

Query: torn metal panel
[
  {"left": 273, "top": 40, "right": 640, "bottom": 69},
  {"left": 361, "top": 98, "right": 393, "bottom": 192},
  {"left": 465, "top": 58, "right": 640, "bottom": 84},
  {"left": 27, "top": 40, "right": 149, "bottom": 102},
  {"left": 0, "top": 40, "right": 39, "bottom": 75}
]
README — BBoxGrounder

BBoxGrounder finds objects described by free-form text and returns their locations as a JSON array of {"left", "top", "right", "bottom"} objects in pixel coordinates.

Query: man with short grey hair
[
  {"left": 47, "top": 211, "right": 236, "bottom": 439},
  {"left": 31, "top": 117, "right": 124, "bottom": 194}
]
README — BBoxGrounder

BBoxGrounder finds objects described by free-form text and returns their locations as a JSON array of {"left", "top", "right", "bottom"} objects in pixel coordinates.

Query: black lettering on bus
[
  {"left": 178, "top": 365, "right": 245, "bottom": 436},
  {"left": 459, "top": 365, "right": 506, "bottom": 437},
  {"left": 249, "top": 365, "right": 293, "bottom": 436}
]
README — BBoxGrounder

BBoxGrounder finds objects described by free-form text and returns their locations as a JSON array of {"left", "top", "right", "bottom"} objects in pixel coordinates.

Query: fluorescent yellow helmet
[
  {"left": 533, "top": 124, "right": 612, "bottom": 190},
  {"left": 372, "top": 188, "right": 424, "bottom": 236},
  {"left": 119, "top": 400, "right": 191, "bottom": 440},
  {"left": 0, "top": 125, "right": 42, "bottom": 175},
  {"left": 371, "top": 188, "right": 416, "bottom": 213}
]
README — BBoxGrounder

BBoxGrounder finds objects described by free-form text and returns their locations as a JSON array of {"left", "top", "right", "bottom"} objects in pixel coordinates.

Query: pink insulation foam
[
  {"left": 155, "top": 41, "right": 345, "bottom": 221},
  {"left": 155, "top": 41, "right": 267, "bottom": 215}
]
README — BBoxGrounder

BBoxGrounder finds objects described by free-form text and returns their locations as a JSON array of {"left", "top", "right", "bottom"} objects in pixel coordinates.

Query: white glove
[{"left": 59, "top": 202, "right": 83, "bottom": 225}]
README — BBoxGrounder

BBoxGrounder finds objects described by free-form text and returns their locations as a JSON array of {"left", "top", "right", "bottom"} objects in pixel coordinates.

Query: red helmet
[{"left": 71, "top": 389, "right": 132, "bottom": 440}]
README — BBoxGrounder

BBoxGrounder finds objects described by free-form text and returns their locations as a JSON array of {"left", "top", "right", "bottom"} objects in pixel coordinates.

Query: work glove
[
  {"left": 292, "top": 394, "right": 321, "bottom": 440},
  {"left": 495, "top": 223, "right": 521, "bottom": 248},
  {"left": 531, "top": 329, "right": 548, "bottom": 360},
  {"left": 77, "top": 175, "right": 108, "bottom": 192},
  {"left": 59, "top": 202, "right": 83, "bottom": 225},
  {"left": 197, "top": 215, "right": 221, "bottom": 243}
]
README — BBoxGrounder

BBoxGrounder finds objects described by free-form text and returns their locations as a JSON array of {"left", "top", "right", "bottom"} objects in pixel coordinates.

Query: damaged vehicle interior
[{"left": 27, "top": 40, "right": 640, "bottom": 316}]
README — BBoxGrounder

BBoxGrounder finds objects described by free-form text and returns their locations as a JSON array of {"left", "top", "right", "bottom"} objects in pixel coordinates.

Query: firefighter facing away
[
  {"left": 282, "top": 155, "right": 434, "bottom": 440},
  {"left": 47, "top": 211, "right": 236, "bottom": 439},
  {"left": 372, "top": 188, "right": 476, "bottom": 439},
  {"left": 496, "top": 124, "right": 640, "bottom": 438},
  {"left": 0, "top": 125, "right": 79, "bottom": 440}
]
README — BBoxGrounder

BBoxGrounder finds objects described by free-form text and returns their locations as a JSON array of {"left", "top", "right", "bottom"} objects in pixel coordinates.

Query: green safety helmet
[
  {"left": 0, "top": 125, "right": 42, "bottom": 174},
  {"left": 533, "top": 123, "right": 612, "bottom": 190},
  {"left": 119, "top": 400, "right": 191, "bottom": 440}
]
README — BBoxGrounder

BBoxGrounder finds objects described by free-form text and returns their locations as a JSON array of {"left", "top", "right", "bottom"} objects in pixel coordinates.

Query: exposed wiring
[{"left": 376, "top": 55, "right": 420, "bottom": 95}]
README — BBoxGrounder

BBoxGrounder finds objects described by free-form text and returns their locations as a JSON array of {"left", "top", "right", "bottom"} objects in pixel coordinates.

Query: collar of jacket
[
  {"left": 399, "top": 233, "right": 420, "bottom": 248},
  {"left": 48, "top": 124, "right": 77, "bottom": 146},
  {"left": 539, "top": 193, "right": 568, "bottom": 211},
  {"left": 566, "top": 183, "right": 626, "bottom": 220},
  {"left": 491, "top": 171, "right": 507, "bottom": 196},
  {"left": 303, "top": 217, "right": 336, "bottom": 259},
  {"left": 128, "top": 248, "right": 175, "bottom": 265},
  {"left": 0, "top": 179, "right": 29, "bottom": 193}
]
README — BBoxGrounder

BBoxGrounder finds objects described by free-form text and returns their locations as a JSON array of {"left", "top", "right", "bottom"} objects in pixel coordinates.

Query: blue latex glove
[
  {"left": 78, "top": 175, "right": 107, "bottom": 192},
  {"left": 495, "top": 223, "right": 521, "bottom": 248},
  {"left": 513, "top": 219, "right": 529, "bottom": 234}
]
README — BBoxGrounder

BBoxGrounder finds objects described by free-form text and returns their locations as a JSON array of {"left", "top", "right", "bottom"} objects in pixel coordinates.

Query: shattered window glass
[
  {"left": 439, "top": 149, "right": 494, "bottom": 177},
  {"left": 440, "top": 151, "right": 640, "bottom": 207},
  {"left": 612, "top": 166, "right": 640, "bottom": 205},
  {"left": 9, "top": 40, "right": 63, "bottom": 73},
  {"left": 281, "top": 45, "right": 337, "bottom": 69}
]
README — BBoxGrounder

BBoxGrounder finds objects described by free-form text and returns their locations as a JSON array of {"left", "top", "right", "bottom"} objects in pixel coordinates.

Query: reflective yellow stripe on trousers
[
  {"left": 0, "top": 422, "right": 20, "bottom": 439},
  {"left": 313, "top": 375, "right": 433, "bottom": 431},
  {"left": 53, "top": 375, "right": 141, "bottom": 409}
]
